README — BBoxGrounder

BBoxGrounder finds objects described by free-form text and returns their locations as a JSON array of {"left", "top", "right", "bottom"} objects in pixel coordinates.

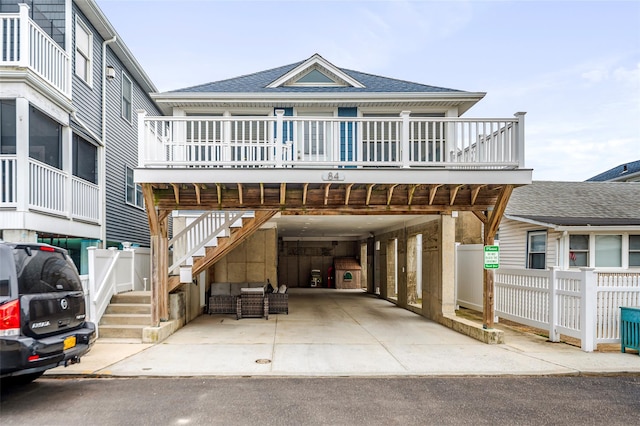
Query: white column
[
  {"left": 87, "top": 246, "right": 97, "bottom": 325},
  {"left": 548, "top": 266, "right": 560, "bottom": 342},
  {"left": 400, "top": 111, "right": 410, "bottom": 168},
  {"left": 15, "top": 97, "right": 29, "bottom": 212},
  {"left": 63, "top": 125, "right": 72, "bottom": 218},
  {"left": 275, "top": 109, "right": 284, "bottom": 167},
  {"left": 514, "top": 112, "right": 526, "bottom": 168},
  {"left": 580, "top": 267, "right": 597, "bottom": 352},
  {"left": 18, "top": 3, "right": 30, "bottom": 68}
]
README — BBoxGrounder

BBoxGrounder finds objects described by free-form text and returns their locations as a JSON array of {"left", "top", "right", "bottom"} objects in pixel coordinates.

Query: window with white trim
[
  {"left": 569, "top": 235, "right": 589, "bottom": 267},
  {"left": 595, "top": 235, "right": 622, "bottom": 267},
  {"left": 121, "top": 73, "right": 132, "bottom": 122},
  {"left": 527, "top": 231, "right": 546, "bottom": 269},
  {"left": 630, "top": 235, "right": 640, "bottom": 267},
  {"left": 125, "top": 166, "right": 143, "bottom": 208},
  {"left": 75, "top": 18, "right": 92, "bottom": 85}
]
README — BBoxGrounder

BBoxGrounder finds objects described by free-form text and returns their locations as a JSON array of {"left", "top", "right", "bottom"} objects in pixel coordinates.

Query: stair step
[
  {"left": 100, "top": 313, "right": 153, "bottom": 326},
  {"left": 110, "top": 291, "right": 151, "bottom": 304},
  {"left": 105, "top": 303, "right": 151, "bottom": 315},
  {"left": 98, "top": 324, "right": 145, "bottom": 339}
]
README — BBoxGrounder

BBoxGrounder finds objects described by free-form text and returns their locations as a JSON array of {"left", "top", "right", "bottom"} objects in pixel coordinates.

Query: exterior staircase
[
  {"left": 98, "top": 291, "right": 152, "bottom": 340},
  {"left": 167, "top": 210, "right": 278, "bottom": 292}
]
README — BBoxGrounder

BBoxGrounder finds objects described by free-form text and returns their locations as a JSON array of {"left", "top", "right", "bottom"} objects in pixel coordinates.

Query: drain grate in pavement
[{"left": 255, "top": 359, "right": 271, "bottom": 364}]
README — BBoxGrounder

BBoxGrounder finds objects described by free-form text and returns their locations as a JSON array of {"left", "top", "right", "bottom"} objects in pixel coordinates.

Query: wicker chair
[
  {"left": 208, "top": 295, "right": 238, "bottom": 315},
  {"left": 237, "top": 287, "right": 269, "bottom": 320},
  {"left": 268, "top": 292, "right": 288, "bottom": 314}
]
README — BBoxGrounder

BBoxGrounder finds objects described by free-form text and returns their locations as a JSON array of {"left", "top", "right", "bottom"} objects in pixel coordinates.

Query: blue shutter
[
  {"left": 338, "top": 107, "right": 357, "bottom": 163},
  {"left": 274, "top": 108, "right": 293, "bottom": 161}
]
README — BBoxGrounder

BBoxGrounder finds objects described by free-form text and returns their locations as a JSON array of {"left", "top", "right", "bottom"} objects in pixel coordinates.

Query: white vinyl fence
[
  {"left": 85, "top": 247, "right": 150, "bottom": 331},
  {"left": 455, "top": 245, "right": 640, "bottom": 352}
]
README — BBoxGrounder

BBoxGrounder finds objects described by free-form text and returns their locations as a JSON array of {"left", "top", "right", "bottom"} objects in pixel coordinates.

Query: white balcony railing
[
  {"left": 29, "top": 159, "right": 66, "bottom": 215},
  {"left": 71, "top": 177, "right": 100, "bottom": 222},
  {"left": 0, "top": 4, "right": 71, "bottom": 97},
  {"left": 0, "top": 155, "right": 17, "bottom": 207},
  {"left": 0, "top": 155, "right": 100, "bottom": 223},
  {"left": 138, "top": 111, "right": 526, "bottom": 170}
]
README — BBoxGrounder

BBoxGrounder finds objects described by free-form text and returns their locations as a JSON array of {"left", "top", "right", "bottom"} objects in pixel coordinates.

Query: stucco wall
[
  {"left": 374, "top": 215, "right": 456, "bottom": 322},
  {"left": 212, "top": 228, "right": 278, "bottom": 285}
]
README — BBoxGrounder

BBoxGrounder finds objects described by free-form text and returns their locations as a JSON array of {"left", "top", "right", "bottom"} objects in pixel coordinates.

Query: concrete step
[
  {"left": 98, "top": 324, "right": 145, "bottom": 339},
  {"left": 100, "top": 313, "right": 153, "bottom": 326},
  {"left": 110, "top": 291, "right": 151, "bottom": 305},
  {"left": 105, "top": 303, "right": 151, "bottom": 315}
]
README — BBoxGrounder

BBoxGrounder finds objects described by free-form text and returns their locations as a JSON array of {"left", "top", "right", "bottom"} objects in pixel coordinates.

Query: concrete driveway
[{"left": 49, "top": 289, "right": 640, "bottom": 377}]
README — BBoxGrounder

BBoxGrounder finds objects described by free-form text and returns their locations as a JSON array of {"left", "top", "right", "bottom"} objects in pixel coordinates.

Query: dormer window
[
  {"left": 267, "top": 54, "right": 365, "bottom": 89},
  {"left": 294, "top": 69, "right": 338, "bottom": 86}
]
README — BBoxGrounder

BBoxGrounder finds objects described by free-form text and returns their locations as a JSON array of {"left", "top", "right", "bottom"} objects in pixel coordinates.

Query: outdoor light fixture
[{"left": 105, "top": 65, "right": 116, "bottom": 80}]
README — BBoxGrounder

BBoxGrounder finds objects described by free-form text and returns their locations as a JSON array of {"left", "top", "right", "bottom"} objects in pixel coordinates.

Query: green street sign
[{"left": 484, "top": 245, "right": 500, "bottom": 269}]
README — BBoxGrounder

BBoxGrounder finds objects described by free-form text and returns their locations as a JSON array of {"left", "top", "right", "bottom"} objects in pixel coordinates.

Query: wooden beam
[
  {"left": 387, "top": 184, "right": 398, "bottom": 206},
  {"left": 216, "top": 184, "right": 222, "bottom": 206},
  {"left": 366, "top": 184, "right": 375, "bottom": 206},
  {"left": 486, "top": 184, "right": 514, "bottom": 240},
  {"left": 141, "top": 184, "right": 159, "bottom": 236},
  {"left": 449, "top": 185, "right": 463, "bottom": 206},
  {"left": 408, "top": 184, "right": 419, "bottom": 206},
  {"left": 428, "top": 184, "right": 442, "bottom": 205},
  {"left": 193, "top": 184, "right": 201, "bottom": 204},
  {"left": 260, "top": 183, "right": 264, "bottom": 205},
  {"left": 302, "top": 183, "right": 309, "bottom": 205},
  {"left": 170, "top": 183, "right": 180, "bottom": 205},
  {"left": 279, "top": 183, "right": 285, "bottom": 204},
  {"left": 472, "top": 210, "right": 488, "bottom": 224},
  {"left": 237, "top": 183, "right": 243, "bottom": 205},
  {"left": 344, "top": 183, "right": 354, "bottom": 206},
  {"left": 470, "top": 184, "right": 486, "bottom": 205},
  {"left": 323, "top": 183, "right": 331, "bottom": 205}
]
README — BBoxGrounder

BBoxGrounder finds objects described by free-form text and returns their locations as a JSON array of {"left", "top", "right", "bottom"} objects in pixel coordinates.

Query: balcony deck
[
  {"left": 0, "top": 5, "right": 71, "bottom": 99},
  {"left": 136, "top": 112, "right": 531, "bottom": 213}
]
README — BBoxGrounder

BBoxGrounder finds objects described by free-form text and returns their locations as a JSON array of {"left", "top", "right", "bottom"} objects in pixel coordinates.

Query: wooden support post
[
  {"left": 482, "top": 184, "right": 514, "bottom": 329},
  {"left": 158, "top": 211, "right": 169, "bottom": 322},
  {"left": 142, "top": 184, "right": 161, "bottom": 326}
]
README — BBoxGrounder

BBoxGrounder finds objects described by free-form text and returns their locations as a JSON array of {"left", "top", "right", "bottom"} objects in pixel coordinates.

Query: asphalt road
[{"left": 1, "top": 376, "right": 639, "bottom": 425}]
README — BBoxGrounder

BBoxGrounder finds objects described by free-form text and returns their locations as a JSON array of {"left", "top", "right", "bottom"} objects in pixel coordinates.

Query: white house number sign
[{"left": 321, "top": 172, "right": 345, "bottom": 181}]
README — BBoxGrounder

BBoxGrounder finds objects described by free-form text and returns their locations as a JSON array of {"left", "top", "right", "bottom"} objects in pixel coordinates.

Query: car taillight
[
  {"left": 0, "top": 299, "right": 21, "bottom": 336},
  {"left": 39, "top": 246, "right": 56, "bottom": 252}
]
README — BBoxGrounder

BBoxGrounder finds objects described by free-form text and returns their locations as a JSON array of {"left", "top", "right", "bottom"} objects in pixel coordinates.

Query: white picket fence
[
  {"left": 455, "top": 245, "right": 640, "bottom": 352},
  {"left": 85, "top": 247, "right": 150, "bottom": 331}
]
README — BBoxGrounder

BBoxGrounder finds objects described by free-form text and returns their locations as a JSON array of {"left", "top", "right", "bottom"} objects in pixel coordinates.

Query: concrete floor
[{"left": 49, "top": 288, "right": 640, "bottom": 377}]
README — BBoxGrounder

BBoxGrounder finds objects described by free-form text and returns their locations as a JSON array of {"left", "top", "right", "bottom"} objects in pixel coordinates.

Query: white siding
[{"left": 498, "top": 219, "right": 558, "bottom": 269}]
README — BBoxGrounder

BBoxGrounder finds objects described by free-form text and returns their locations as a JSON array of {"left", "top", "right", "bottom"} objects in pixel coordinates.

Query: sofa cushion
[
  {"left": 210, "top": 282, "right": 231, "bottom": 296},
  {"left": 230, "top": 283, "right": 244, "bottom": 296}
]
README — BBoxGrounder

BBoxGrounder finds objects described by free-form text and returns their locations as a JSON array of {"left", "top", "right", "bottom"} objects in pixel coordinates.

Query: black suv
[{"left": 0, "top": 242, "right": 95, "bottom": 383}]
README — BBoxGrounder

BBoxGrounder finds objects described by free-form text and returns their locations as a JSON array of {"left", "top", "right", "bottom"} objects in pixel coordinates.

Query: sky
[{"left": 95, "top": 0, "right": 640, "bottom": 181}]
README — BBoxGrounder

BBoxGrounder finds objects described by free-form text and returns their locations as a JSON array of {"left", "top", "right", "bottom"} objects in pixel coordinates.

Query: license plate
[{"left": 63, "top": 336, "right": 76, "bottom": 350}]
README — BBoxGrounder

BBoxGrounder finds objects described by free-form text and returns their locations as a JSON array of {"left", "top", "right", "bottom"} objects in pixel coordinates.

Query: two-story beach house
[
  {"left": 0, "top": 0, "right": 161, "bottom": 272},
  {"left": 135, "top": 53, "right": 532, "bottom": 337}
]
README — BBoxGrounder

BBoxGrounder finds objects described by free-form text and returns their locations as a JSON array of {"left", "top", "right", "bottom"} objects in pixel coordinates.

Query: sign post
[{"left": 483, "top": 245, "right": 500, "bottom": 269}]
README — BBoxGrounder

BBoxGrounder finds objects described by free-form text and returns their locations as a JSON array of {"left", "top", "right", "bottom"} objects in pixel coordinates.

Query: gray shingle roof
[
  {"left": 505, "top": 181, "right": 640, "bottom": 226},
  {"left": 586, "top": 160, "right": 640, "bottom": 182},
  {"left": 171, "top": 60, "right": 464, "bottom": 94}
]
